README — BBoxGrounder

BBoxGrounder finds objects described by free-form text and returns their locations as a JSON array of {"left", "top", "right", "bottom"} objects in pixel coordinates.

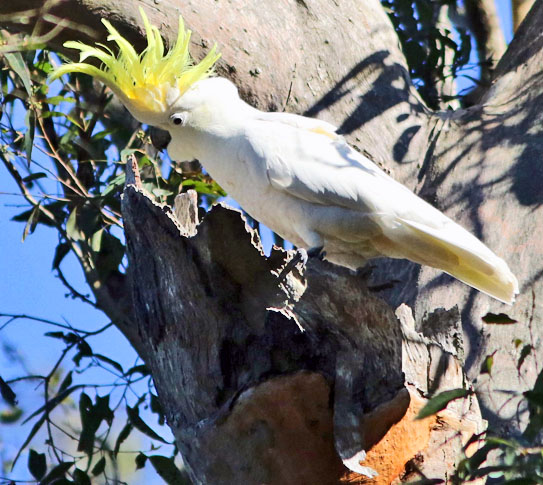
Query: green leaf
[
  {"left": 0, "top": 376, "right": 17, "bottom": 405},
  {"left": 91, "top": 456, "right": 106, "bottom": 476},
  {"left": 40, "top": 461, "right": 74, "bottom": 485},
  {"left": 182, "top": 179, "right": 226, "bottom": 197},
  {"left": 41, "top": 109, "right": 84, "bottom": 127},
  {"left": 73, "top": 468, "right": 91, "bottom": 485},
  {"left": 44, "top": 331, "right": 66, "bottom": 340},
  {"left": 95, "top": 394, "right": 114, "bottom": 426},
  {"left": 66, "top": 206, "right": 83, "bottom": 241},
  {"left": 12, "top": 200, "right": 65, "bottom": 228},
  {"left": 13, "top": 414, "right": 47, "bottom": 466},
  {"left": 58, "top": 371, "right": 73, "bottom": 394},
  {"left": 114, "top": 422, "right": 133, "bottom": 457},
  {"left": 28, "top": 449, "right": 47, "bottom": 480},
  {"left": 125, "top": 364, "right": 150, "bottom": 377},
  {"left": 93, "top": 353, "right": 124, "bottom": 374},
  {"left": 73, "top": 339, "right": 93, "bottom": 366},
  {"left": 0, "top": 406, "right": 23, "bottom": 423},
  {"left": 78, "top": 393, "right": 113, "bottom": 455},
  {"left": 22, "top": 172, "right": 47, "bottom": 183},
  {"left": 94, "top": 231, "right": 125, "bottom": 277},
  {"left": 91, "top": 228, "right": 104, "bottom": 252},
  {"left": 23, "top": 385, "right": 85, "bottom": 424},
  {"left": 78, "top": 339, "right": 93, "bottom": 356},
  {"left": 484, "top": 436, "right": 518, "bottom": 448},
  {"left": 135, "top": 453, "right": 148, "bottom": 470},
  {"left": 78, "top": 203, "right": 103, "bottom": 239},
  {"left": 4, "top": 52, "right": 32, "bottom": 96},
  {"left": 416, "top": 388, "right": 472, "bottom": 420},
  {"left": 482, "top": 313, "right": 517, "bottom": 324},
  {"left": 101, "top": 173, "right": 125, "bottom": 198},
  {"left": 127, "top": 404, "right": 169, "bottom": 444},
  {"left": 24, "top": 108, "right": 35, "bottom": 166},
  {"left": 480, "top": 352, "right": 495, "bottom": 375},
  {"left": 21, "top": 202, "right": 41, "bottom": 242},
  {"left": 92, "top": 127, "right": 116, "bottom": 141},
  {"left": 46, "top": 95, "right": 76, "bottom": 106},
  {"left": 152, "top": 187, "right": 174, "bottom": 198},
  {"left": 78, "top": 392, "right": 95, "bottom": 454},
  {"left": 149, "top": 456, "right": 190, "bottom": 485},
  {"left": 52, "top": 242, "right": 71, "bottom": 269},
  {"left": 120, "top": 148, "right": 138, "bottom": 163},
  {"left": 463, "top": 442, "right": 500, "bottom": 472}
]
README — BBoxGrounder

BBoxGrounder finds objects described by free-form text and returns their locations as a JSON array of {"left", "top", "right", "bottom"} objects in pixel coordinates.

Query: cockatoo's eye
[{"left": 170, "top": 113, "right": 186, "bottom": 126}]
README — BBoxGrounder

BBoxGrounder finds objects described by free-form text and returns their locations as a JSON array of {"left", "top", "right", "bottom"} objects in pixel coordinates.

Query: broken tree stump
[{"left": 121, "top": 173, "right": 485, "bottom": 484}]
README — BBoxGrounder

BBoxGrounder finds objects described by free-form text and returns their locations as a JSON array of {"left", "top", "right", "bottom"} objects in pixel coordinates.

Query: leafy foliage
[
  {"left": 0, "top": 22, "right": 212, "bottom": 482},
  {"left": 382, "top": 0, "right": 472, "bottom": 109},
  {"left": 416, "top": 388, "right": 473, "bottom": 420},
  {"left": 416, "top": 368, "right": 543, "bottom": 483}
]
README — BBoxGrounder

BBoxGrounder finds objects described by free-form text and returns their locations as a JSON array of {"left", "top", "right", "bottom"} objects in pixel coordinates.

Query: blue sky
[{"left": 0, "top": 2, "right": 515, "bottom": 482}]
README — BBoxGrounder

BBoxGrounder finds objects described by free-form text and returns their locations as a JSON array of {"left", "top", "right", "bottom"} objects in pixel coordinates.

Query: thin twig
[
  {"left": 0, "top": 312, "right": 113, "bottom": 336},
  {"left": 56, "top": 265, "right": 99, "bottom": 308}
]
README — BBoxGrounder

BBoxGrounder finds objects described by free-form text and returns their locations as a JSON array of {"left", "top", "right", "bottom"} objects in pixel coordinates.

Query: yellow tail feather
[{"left": 387, "top": 218, "right": 519, "bottom": 304}]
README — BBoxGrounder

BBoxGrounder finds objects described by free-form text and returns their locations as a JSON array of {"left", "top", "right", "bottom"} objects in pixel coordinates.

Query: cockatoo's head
[{"left": 50, "top": 7, "right": 222, "bottom": 128}]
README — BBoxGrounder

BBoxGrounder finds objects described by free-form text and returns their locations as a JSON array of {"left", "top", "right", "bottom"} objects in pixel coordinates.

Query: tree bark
[
  {"left": 370, "top": 0, "right": 543, "bottom": 436},
  {"left": 3, "top": 0, "right": 543, "bottom": 481},
  {"left": 463, "top": 0, "right": 506, "bottom": 84},
  {"left": 121, "top": 177, "right": 484, "bottom": 483}
]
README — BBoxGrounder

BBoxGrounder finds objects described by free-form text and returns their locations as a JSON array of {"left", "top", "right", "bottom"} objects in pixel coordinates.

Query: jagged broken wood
[{"left": 121, "top": 162, "right": 485, "bottom": 484}]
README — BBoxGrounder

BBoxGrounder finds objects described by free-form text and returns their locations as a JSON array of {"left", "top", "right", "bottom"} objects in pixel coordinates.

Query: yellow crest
[{"left": 50, "top": 8, "right": 221, "bottom": 115}]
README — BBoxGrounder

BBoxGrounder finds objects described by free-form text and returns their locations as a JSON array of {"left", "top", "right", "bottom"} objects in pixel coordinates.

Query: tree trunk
[
  {"left": 121, "top": 174, "right": 484, "bottom": 483},
  {"left": 513, "top": 0, "right": 536, "bottom": 31},
  {"left": 3, "top": 0, "right": 543, "bottom": 481},
  {"left": 370, "top": 0, "right": 543, "bottom": 436}
]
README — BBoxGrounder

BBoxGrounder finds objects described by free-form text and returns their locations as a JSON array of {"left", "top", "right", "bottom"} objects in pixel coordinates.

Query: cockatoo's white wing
[
  {"left": 241, "top": 116, "right": 518, "bottom": 303},
  {"left": 245, "top": 116, "right": 431, "bottom": 217},
  {"left": 253, "top": 110, "right": 340, "bottom": 139}
]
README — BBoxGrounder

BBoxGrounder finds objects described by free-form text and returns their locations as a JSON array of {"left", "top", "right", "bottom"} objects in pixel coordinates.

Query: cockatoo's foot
[
  {"left": 356, "top": 264, "right": 375, "bottom": 280},
  {"left": 277, "top": 248, "right": 308, "bottom": 283},
  {"left": 307, "top": 245, "right": 326, "bottom": 260}
]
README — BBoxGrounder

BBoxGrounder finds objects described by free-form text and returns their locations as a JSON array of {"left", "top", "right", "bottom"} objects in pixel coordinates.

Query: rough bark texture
[
  {"left": 3, "top": 0, "right": 543, "bottom": 481},
  {"left": 121, "top": 182, "right": 484, "bottom": 484},
  {"left": 371, "top": 1, "right": 543, "bottom": 436}
]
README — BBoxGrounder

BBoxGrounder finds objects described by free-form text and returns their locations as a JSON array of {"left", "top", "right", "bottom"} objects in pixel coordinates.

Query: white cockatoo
[{"left": 51, "top": 8, "right": 519, "bottom": 304}]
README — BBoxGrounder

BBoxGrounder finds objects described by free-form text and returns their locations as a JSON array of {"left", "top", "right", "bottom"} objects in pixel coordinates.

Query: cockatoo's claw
[
  {"left": 307, "top": 245, "right": 326, "bottom": 260},
  {"left": 277, "top": 248, "right": 308, "bottom": 283},
  {"left": 356, "top": 264, "right": 375, "bottom": 280}
]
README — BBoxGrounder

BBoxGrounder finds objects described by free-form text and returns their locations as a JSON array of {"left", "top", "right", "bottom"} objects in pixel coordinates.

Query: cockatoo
[{"left": 51, "top": 8, "right": 519, "bottom": 304}]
